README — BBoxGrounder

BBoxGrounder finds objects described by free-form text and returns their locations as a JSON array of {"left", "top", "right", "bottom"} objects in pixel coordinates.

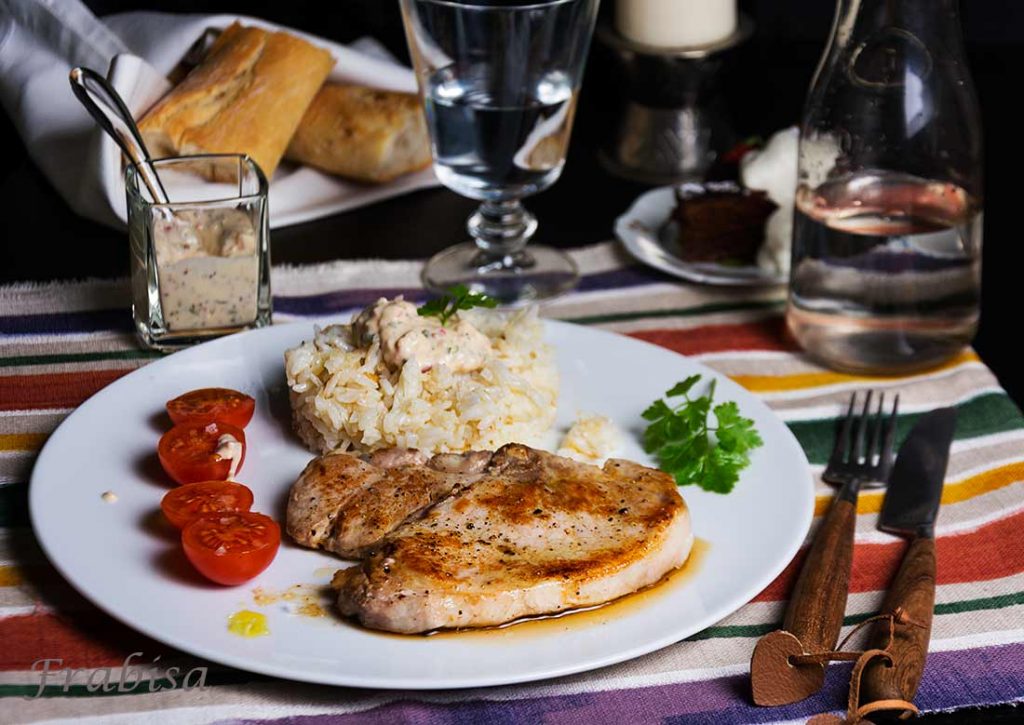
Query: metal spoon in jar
[{"left": 69, "top": 66, "right": 170, "bottom": 205}]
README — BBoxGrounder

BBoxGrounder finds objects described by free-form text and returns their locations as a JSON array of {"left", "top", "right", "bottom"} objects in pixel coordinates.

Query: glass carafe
[{"left": 786, "top": 0, "right": 983, "bottom": 374}]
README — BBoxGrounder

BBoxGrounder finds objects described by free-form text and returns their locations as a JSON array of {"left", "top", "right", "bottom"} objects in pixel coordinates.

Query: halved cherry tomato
[
  {"left": 157, "top": 421, "right": 246, "bottom": 485},
  {"left": 182, "top": 512, "right": 280, "bottom": 585},
  {"left": 160, "top": 480, "right": 254, "bottom": 529},
  {"left": 166, "top": 388, "right": 255, "bottom": 429}
]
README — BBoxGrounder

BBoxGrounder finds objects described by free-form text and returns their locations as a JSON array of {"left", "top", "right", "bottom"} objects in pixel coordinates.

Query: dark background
[
  {"left": 1, "top": 2, "right": 1023, "bottom": 722},
  {"left": 3, "top": 0, "right": 1024, "bottom": 406},
  {"left": 2, "top": 0, "right": 1022, "bottom": 404}
]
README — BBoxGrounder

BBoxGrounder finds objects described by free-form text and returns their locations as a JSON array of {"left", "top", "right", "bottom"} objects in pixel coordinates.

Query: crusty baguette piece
[
  {"left": 285, "top": 84, "right": 432, "bottom": 183},
  {"left": 138, "top": 22, "right": 334, "bottom": 179}
]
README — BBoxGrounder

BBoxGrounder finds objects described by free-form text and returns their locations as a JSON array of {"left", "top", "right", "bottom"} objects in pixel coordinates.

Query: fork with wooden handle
[{"left": 751, "top": 391, "right": 898, "bottom": 706}]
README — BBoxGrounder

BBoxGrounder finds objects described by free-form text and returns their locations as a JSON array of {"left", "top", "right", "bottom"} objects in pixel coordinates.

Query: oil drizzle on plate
[
  {"left": 227, "top": 609, "right": 269, "bottom": 637},
  {"left": 372, "top": 537, "right": 709, "bottom": 641}
]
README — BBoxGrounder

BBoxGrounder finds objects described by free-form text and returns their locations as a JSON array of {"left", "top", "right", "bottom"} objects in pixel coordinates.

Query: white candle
[{"left": 616, "top": 0, "right": 738, "bottom": 49}]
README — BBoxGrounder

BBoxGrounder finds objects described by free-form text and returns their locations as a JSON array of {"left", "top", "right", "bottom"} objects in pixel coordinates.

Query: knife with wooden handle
[{"left": 860, "top": 408, "right": 957, "bottom": 710}]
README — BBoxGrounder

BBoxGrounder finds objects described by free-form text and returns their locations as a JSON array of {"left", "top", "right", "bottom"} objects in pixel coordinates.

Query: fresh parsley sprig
[
  {"left": 642, "top": 375, "right": 763, "bottom": 494},
  {"left": 417, "top": 285, "right": 498, "bottom": 326}
]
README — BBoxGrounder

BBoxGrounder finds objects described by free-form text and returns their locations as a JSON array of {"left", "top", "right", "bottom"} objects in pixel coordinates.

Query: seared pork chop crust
[
  {"left": 335, "top": 444, "right": 692, "bottom": 633},
  {"left": 286, "top": 448, "right": 491, "bottom": 558}
]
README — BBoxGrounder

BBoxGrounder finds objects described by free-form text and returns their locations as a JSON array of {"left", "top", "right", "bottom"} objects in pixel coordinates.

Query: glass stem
[{"left": 468, "top": 200, "right": 538, "bottom": 269}]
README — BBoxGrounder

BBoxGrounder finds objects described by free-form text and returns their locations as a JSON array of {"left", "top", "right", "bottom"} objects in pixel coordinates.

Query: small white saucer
[{"left": 615, "top": 186, "right": 787, "bottom": 287}]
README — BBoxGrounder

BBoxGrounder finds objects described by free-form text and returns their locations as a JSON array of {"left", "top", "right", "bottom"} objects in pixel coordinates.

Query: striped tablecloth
[{"left": 3, "top": 242, "right": 1023, "bottom": 724}]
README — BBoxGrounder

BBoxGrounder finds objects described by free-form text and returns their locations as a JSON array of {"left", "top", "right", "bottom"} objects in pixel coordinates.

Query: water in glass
[
  {"left": 426, "top": 67, "right": 576, "bottom": 201},
  {"left": 400, "top": 0, "right": 599, "bottom": 302}
]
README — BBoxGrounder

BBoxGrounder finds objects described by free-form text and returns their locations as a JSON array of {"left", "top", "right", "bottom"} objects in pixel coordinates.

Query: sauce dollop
[
  {"left": 215, "top": 433, "right": 244, "bottom": 479},
  {"left": 352, "top": 298, "right": 492, "bottom": 373}
]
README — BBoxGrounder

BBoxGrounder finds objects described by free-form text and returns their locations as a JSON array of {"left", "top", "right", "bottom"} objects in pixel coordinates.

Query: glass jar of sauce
[{"left": 126, "top": 154, "right": 272, "bottom": 351}]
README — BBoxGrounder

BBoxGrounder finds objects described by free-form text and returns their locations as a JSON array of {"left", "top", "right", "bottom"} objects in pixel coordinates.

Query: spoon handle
[{"left": 69, "top": 67, "right": 169, "bottom": 204}]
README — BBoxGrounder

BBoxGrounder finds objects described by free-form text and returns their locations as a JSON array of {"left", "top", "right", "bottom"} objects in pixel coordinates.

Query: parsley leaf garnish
[
  {"left": 417, "top": 284, "right": 498, "bottom": 326},
  {"left": 642, "top": 375, "right": 763, "bottom": 494}
]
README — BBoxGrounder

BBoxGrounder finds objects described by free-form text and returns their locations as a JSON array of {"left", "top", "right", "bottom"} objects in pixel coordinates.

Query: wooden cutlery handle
[
  {"left": 861, "top": 536, "right": 936, "bottom": 707},
  {"left": 783, "top": 497, "right": 857, "bottom": 654}
]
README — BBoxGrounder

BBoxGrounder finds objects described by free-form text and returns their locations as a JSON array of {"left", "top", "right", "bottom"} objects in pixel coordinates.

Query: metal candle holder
[{"left": 597, "top": 16, "right": 753, "bottom": 185}]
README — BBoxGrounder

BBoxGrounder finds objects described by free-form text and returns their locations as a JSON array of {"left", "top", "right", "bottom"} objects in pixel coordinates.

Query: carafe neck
[{"left": 829, "top": 0, "right": 963, "bottom": 47}]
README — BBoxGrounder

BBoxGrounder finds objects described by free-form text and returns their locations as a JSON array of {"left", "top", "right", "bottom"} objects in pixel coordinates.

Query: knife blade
[
  {"left": 877, "top": 407, "right": 957, "bottom": 538},
  {"left": 860, "top": 407, "right": 957, "bottom": 712}
]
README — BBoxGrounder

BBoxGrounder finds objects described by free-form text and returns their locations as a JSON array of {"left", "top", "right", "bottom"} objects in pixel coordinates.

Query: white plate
[
  {"left": 30, "top": 320, "right": 812, "bottom": 689},
  {"left": 616, "top": 186, "right": 787, "bottom": 286}
]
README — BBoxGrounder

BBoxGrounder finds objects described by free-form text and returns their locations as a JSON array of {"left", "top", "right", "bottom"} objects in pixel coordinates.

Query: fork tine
[
  {"left": 881, "top": 393, "right": 900, "bottom": 468},
  {"left": 852, "top": 390, "right": 873, "bottom": 464},
  {"left": 831, "top": 392, "right": 857, "bottom": 465},
  {"left": 868, "top": 392, "right": 885, "bottom": 465}
]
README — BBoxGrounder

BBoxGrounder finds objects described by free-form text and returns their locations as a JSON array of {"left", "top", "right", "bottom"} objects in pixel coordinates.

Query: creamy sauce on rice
[{"left": 352, "top": 298, "right": 492, "bottom": 373}]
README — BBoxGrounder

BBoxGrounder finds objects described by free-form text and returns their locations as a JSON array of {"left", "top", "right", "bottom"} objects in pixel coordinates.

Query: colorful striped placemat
[{"left": 3, "top": 242, "right": 1023, "bottom": 724}]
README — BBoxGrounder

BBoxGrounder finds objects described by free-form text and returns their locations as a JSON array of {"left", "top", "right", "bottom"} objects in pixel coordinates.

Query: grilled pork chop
[
  {"left": 286, "top": 447, "right": 492, "bottom": 558},
  {"left": 329, "top": 444, "right": 693, "bottom": 634}
]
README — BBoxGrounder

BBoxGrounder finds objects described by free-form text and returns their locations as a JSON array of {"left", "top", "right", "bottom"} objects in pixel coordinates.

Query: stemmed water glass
[{"left": 400, "top": 0, "right": 600, "bottom": 303}]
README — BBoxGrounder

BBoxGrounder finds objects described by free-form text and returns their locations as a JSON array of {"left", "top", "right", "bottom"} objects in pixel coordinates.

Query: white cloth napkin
[{"left": 0, "top": 0, "right": 439, "bottom": 229}]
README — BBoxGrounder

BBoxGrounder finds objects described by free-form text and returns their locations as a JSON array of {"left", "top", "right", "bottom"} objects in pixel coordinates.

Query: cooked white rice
[
  {"left": 284, "top": 307, "right": 558, "bottom": 454},
  {"left": 558, "top": 413, "right": 622, "bottom": 463}
]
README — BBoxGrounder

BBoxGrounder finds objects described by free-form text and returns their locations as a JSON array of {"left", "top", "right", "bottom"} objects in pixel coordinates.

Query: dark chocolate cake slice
[{"left": 672, "top": 182, "right": 777, "bottom": 265}]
